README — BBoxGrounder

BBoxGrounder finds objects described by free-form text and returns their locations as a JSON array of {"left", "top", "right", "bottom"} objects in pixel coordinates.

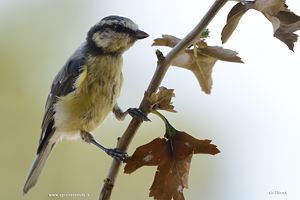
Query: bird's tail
[{"left": 23, "top": 141, "right": 57, "bottom": 194}]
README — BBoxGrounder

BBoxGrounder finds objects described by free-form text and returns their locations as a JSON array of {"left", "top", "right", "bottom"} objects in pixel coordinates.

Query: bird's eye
[{"left": 114, "top": 24, "right": 124, "bottom": 32}]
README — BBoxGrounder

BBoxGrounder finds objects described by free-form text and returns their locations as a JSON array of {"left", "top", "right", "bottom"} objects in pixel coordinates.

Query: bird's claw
[
  {"left": 127, "top": 108, "right": 151, "bottom": 122},
  {"left": 105, "top": 148, "right": 129, "bottom": 161}
]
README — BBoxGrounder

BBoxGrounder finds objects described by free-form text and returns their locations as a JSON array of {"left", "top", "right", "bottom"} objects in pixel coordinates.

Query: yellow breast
[{"left": 53, "top": 55, "right": 123, "bottom": 137}]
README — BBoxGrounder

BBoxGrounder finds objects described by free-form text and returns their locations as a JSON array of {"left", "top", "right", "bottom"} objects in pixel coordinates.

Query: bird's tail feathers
[{"left": 23, "top": 141, "right": 57, "bottom": 194}]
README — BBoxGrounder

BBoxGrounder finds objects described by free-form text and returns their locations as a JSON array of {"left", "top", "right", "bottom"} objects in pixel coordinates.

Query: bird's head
[{"left": 86, "top": 15, "right": 149, "bottom": 56}]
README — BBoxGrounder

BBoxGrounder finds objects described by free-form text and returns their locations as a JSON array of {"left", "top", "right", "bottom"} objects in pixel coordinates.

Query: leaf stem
[
  {"left": 98, "top": 0, "right": 228, "bottom": 199},
  {"left": 149, "top": 107, "right": 176, "bottom": 137}
]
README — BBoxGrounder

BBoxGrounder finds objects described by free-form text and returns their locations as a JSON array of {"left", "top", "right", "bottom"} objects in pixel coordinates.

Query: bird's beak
[{"left": 135, "top": 29, "right": 149, "bottom": 40}]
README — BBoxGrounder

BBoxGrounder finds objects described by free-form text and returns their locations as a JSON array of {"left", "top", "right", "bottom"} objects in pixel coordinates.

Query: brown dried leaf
[
  {"left": 200, "top": 46, "right": 244, "bottom": 63},
  {"left": 152, "top": 35, "right": 243, "bottom": 94},
  {"left": 222, "top": 0, "right": 300, "bottom": 51},
  {"left": 252, "top": 0, "right": 285, "bottom": 16},
  {"left": 252, "top": 0, "right": 286, "bottom": 35},
  {"left": 146, "top": 86, "right": 176, "bottom": 113},
  {"left": 124, "top": 138, "right": 167, "bottom": 174},
  {"left": 272, "top": 8, "right": 300, "bottom": 51},
  {"left": 196, "top": 39, "right": 208, "bottom": 48},
  {"left": 172, "top": 51, "right": 216, "bottom": 94},
  {"left": 221, "top": 2, "right": 254, "bottom": 44},
  {"left": 152, "top": 34, "right": 181, "bottom": 48},
  {"left": 252, "top": 0, "right": 300, "bottom": 51},
  {"left": 124, "top": 130, "right": 220, "bottom": 200},
  {"left": 175, "top": 132, "right": 220, "bottom": 155},
  {"left": 173, "top": 48, "right": 243, "bottom": 94}
]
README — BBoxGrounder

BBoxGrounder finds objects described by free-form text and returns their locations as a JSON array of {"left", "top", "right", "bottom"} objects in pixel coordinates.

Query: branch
[{"left": 98, "top": 0, "right": 228, "bottom": 199}]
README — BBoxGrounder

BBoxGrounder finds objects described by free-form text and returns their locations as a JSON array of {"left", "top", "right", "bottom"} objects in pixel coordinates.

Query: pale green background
[{"left": 1, "top": 0, "right": 300, "bottom": 200}]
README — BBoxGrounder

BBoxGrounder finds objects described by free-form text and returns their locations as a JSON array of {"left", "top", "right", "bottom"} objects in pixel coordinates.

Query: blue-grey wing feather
[
  {"left": 38, "top": 59, "right": 84, "bottom": 147},
  {"left": 38, "top": 42, "right": 87, "bottom": 151}
]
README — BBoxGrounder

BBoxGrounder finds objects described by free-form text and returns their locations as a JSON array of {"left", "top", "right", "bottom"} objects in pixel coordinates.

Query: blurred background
[{"left": 1, "top": 0, "right": 299, "bottom": 199}]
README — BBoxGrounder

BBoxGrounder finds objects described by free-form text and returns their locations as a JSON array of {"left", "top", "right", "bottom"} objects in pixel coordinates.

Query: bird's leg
[
  {"left": 113, "top": 103, "right": 150, "bottom": 122},
  {"left": 80, "top": 130, "right": 128, "bottom": 161}
]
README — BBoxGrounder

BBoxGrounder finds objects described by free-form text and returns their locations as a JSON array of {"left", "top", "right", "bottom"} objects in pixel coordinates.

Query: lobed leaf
[
  {"left": 221, "top": 0, "right": 300, "bottom": 51},
  {"left": 152, "top": 35, "right": 181, "bottom": 48},
  {"left": 124, "top": 129, "right": 220, "bottom": 200},
  {"left": 272, "top": 8, "right": 300, "bottom": 51},
  {"left": 124, "top": 138, "right": 167, "bottom": 174},
  {"left": 152, "top": 35, "right": 243, "bottom": 94}
]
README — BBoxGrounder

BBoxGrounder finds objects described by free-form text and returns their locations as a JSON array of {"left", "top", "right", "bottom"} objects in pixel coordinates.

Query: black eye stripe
[
  {"left": 100, "top": 23, "right": 135, "bottom": 35},
  {"left": 114, "top": 24, "right": 123, "bottom": 32}
]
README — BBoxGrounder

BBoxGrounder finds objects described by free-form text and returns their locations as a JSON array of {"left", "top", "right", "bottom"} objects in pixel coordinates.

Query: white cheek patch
[
  {"left": 92, "top": 32, "right": 101, "bottom": 46},
  {"left": 92, "top": 30, "right": 133, "bottom": 53},
  {"left": 92, "top": 32, "right": 108, "bottom": 48}
]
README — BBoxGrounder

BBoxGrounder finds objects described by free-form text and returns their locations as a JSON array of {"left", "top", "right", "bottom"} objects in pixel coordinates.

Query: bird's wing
[
  {"left": 37, "top": 59, "right": 85, "bottom": 153},
  {"left": 37, "top": 43, "right": 87, "bottom": 154}
]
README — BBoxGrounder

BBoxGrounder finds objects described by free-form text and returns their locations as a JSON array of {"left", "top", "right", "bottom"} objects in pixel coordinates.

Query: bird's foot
[
  {"left": 104, "top": 148, "right": 129, "bottom": 161},
  {"left": 127, "top": 108, "right": 151, "bottom": 122}
]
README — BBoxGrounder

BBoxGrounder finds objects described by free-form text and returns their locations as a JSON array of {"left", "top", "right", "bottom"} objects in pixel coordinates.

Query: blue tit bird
[{"left": 23, "top": 15, "right": 149, "bottom": 194}]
